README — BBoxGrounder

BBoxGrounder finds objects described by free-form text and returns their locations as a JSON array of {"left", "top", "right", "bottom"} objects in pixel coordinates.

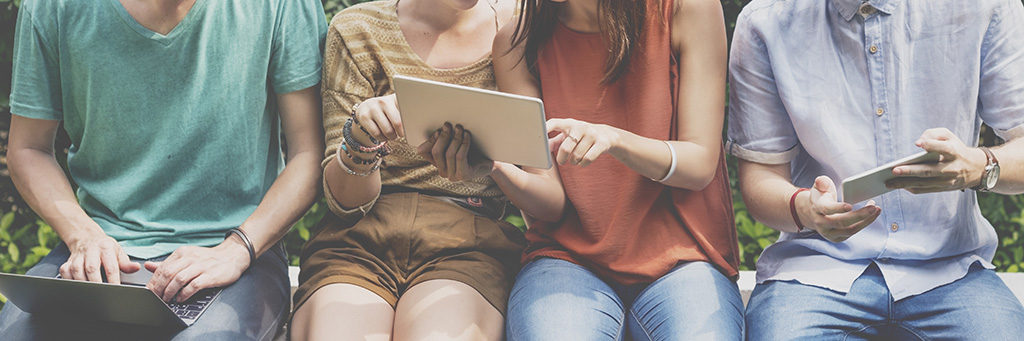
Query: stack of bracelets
[{"left": 337, "top": 105, "right": 390, "bottom": 177}]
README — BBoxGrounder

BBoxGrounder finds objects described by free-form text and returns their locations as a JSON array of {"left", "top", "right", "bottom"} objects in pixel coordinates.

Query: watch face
[{"left": 987, "top": 164, "right": 1000, "bottom": 189}]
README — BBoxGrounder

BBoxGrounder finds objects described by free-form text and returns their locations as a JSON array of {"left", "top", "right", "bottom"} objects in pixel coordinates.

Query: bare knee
[
  {"left": 291, "top": 284, "right": 395, "bottom": 341},
  {"left": 394, "top": 280, "right": 504, "bottom": 341}
]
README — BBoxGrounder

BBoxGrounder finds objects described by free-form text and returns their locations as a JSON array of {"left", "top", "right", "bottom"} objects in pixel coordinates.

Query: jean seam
[
  {"left": 844, "top": 323, "right": 885, "bottom": 341},
  {"left": 893, "top": 322, "right": 930, "bottom": 341},
  {"left": 628, "top": 308, "right": 655, "bottom": 341},
  {"left": 258, "top": 301, "right": 289, "bottom": 341}
]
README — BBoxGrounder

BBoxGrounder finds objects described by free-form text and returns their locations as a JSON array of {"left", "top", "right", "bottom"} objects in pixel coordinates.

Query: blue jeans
[
  {"left": 506, "top": 258, "right": 744, "bottom": 340},
  {"left": 745, "top": 263, "right": 1024, "bottom": 340},
  {"left": 0, "top": 242, "right": 290, "bottom": 340}
]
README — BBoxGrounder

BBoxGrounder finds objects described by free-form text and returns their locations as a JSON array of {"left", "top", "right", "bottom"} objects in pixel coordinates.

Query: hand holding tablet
[{"left": 392, "top": 75, "right": 553, "bottom": 169}]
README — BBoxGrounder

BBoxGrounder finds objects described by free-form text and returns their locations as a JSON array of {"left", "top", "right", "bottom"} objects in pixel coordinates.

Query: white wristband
[{"left": 653, "top": 141, "right": 677, "bottom": 183}]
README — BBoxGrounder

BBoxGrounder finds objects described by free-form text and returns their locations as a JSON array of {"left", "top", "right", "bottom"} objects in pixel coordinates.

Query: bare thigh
[
  {"left": 393, "top": 279, "right": 504, "bottom": 341},
  {"left": 290, "top": 283, "right": 395, "bottom": 341}
]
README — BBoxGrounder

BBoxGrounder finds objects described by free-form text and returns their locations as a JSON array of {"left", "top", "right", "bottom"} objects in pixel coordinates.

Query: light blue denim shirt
[{"left": 728, "top": 0, "right": 1024, "bottom": 300}]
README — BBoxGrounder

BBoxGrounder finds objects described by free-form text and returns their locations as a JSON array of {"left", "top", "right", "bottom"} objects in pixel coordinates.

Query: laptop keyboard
[{"left": 168, "top": 288, "right": 220, "bottom": 323}]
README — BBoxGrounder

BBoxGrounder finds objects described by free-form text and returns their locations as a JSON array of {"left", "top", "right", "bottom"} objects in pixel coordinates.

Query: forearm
[
  {"left": 737, "top": 160, "right": 803, "bottom": 233},
  {"left": 324, "top": 152, "right": 383, "bottom": 210},
  {"left": 610, "top": 127, "right": 719, "bottom": 191},
  {"left": 490, "top": 163, "right": 565, "bottom": 222},
  {"left": 990, "top": 136, "right": 1024, "bottom": 194},
  {"left": 234, "top": 150, "right": 321, "bottom": 257},
  {"left": 8, "top": 148, "right": 106, "bottom": 244}
]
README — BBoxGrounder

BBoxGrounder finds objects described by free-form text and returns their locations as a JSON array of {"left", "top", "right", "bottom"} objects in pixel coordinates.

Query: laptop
[
  {"left": 0, "top": 268, "right": 221, "bottom": 328},
  {"left": 392, "top": 75, "right": 553, "bottom": 169}
]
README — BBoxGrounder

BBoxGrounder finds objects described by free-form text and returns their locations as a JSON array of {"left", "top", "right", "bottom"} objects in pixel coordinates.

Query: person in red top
[{"left": 491, "top": 0, "right": 743, "bottom": 339}]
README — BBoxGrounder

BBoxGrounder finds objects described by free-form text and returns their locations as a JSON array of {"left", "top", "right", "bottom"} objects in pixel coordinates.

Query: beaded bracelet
[
  {"left": 344, "top": 118, "right": 387, "bottom": 153},
  {"left": 341, "top": 142, "right": 381, "bottom": 165},
  {"left": 336, "top": 142, "right": 381, "bottom": 177},
  {"left": 224, "top": 228, "right": 256, "bottom": 267}
]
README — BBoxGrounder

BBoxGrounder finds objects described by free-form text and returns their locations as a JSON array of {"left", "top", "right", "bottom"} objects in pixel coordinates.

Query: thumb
[
  {"left": 548, "top": 133, "right": 566, "bottom": 152},
  {"left": 144, "top": 261, "right": 161, "bottom": 273},
  {"left": 813, "top": 175, "right": 839, "bottom": 203},
  {"left": 813, "top": 176, "right": 835, "bottom": 193}
]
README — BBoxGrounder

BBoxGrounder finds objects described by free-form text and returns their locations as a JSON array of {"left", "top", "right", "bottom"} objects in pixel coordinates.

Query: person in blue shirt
[
  {"left": 729, "top": 0, "right": 1024, "bottom": 339},
  {"left": 0, "top": 0, "right": 326, "bottom": 339}
]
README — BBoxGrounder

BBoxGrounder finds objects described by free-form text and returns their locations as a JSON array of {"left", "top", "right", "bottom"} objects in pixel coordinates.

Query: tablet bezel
[{"left": 392, "top": 75, "right": 553, "bottom": 169}]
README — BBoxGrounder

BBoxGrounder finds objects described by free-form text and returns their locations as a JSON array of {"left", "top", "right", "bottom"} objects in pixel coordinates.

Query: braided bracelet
[
  {"left": 344, "top": 118, "right": 387, "bottom": 153},
  {"left": 336, "top": 148, "right": 382, "bottom": 177},
  {"left": 341, "top": 142, "right": 381, "bottom": 165},
  {"left": 336, "top": 141, "right": 382, "bottom": 177}
]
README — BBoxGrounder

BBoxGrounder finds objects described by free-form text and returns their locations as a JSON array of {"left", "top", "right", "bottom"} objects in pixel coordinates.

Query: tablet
[
  {"left": 841, "top": 151, "right": 941, "bottom": 203},
  {"left": 392, "top": 75, "right": 552, "bottom": 169}
]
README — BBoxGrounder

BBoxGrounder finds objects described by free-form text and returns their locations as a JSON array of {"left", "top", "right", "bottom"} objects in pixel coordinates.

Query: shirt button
[
  {"left": 891, "top": 223, "right": 899, "bottom": 232},
  {"left": 870, "top": 45, "right": 878, "bottom": 54},
  {"left": 876, "top": 108, "right": 884, "bottom": 116}
]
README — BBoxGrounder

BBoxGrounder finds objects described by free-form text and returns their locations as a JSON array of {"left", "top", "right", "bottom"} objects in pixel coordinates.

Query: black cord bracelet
[{"left": 225, "top": 228, "right": 256, "bottom": 267}]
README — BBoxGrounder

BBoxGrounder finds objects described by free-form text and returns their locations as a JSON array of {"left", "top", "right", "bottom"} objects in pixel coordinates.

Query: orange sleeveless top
[{"left": 522, "top": 0, "right": 740, "bottom": 285}]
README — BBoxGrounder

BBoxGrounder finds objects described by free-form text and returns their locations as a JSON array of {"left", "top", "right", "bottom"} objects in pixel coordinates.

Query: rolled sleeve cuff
[
  {"left": 726, "top": 140, "right": 799, "bottom": 165},
  {"left": 993, "top": 123, "right": 1024, "bottom": 141},
  {"left": 10, "top": 102, "right": 62, "bottom": 121},
  {"left": 322, "top": 168, "right": 378, "bottom": 223}
]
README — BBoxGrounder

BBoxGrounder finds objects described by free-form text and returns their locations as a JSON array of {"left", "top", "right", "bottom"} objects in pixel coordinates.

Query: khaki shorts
[{"left": 293, "top": 192, "right": 527, "bottom": 315}]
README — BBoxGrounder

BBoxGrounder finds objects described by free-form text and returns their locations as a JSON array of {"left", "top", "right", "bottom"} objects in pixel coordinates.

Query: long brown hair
[{"left": 510, "top": 0, "right": 651, "bottom": 84}]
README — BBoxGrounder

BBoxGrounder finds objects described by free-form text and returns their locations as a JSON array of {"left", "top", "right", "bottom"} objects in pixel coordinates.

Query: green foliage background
[{"left": 1, "top": 0, "right": 1023, "bottom": 308}]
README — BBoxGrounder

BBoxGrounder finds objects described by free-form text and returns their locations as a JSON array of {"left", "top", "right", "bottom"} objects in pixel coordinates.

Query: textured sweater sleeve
[{"left": 321, "top": 15, "right": 378, "bottom": 221}]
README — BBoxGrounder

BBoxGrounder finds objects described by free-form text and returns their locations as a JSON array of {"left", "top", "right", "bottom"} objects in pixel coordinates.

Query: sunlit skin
[
  {"left": 291, "top": 0, "right": 520, "bottom": 340},
  {"left": 490, "top": 0, "right": 730, "bottom": 228},
  {"left": 739, "top": 114, "right": 1024, "bottom": 243},
  {"left": 8, "top": 0, "right": 323, "bottom": 305}
]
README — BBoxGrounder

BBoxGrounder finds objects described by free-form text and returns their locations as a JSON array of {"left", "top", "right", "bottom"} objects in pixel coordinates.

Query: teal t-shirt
[{"left": 10, "top": 0, "right": 327, "bottom": 258}]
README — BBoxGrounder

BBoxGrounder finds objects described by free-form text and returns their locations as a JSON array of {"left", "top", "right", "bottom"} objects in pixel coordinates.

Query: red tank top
[{"left": 522, "top": 0, "right": 740, "bottom": 285}]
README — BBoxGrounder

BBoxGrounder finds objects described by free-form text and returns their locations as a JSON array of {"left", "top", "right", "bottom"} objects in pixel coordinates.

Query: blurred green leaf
[
  {"left": 0, "top": 212, "right": 13, "bottom": 231},
  {"left": 8, "top": 242, "right": 19, "bottom": 263}
]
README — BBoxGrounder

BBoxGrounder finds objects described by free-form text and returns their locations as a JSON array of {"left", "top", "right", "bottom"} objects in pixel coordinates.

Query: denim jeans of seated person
[
  {"left": 745, "top": 262, "right": 1024, "bottom": 341},
  {"left": 506, "top": 258, "right": 745, "bottom": 341},
  {"left": 0, "top": 242, "right": 289, "bottom": 341}
]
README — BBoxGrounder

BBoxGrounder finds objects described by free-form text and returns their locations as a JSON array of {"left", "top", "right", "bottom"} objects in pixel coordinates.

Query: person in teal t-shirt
[{"left": 0, "top": 0, "right": 327, "bottom": 339}]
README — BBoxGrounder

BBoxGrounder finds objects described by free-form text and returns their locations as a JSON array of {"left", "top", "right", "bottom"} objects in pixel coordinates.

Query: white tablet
[
  {"left": 392, "top": 75, "right": 552, "bottom": 169},
  {"left": 841, "top": 151, "right": 941, "bottom": 203}
]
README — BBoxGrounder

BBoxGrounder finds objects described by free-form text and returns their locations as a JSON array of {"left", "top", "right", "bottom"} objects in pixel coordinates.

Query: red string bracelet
[{"left": 790, "top": 188, "right": 811, "bottom": 232}]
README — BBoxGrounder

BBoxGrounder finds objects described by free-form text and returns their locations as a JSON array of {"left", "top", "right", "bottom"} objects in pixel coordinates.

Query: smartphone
[{"left": 841, "top": 151, "right": 941, "bottom": 204}]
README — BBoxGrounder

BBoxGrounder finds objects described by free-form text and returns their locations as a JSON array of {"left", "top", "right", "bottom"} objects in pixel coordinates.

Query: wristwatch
[{"left": 972, "top": 147, "right": 1000, "bottom": 192}]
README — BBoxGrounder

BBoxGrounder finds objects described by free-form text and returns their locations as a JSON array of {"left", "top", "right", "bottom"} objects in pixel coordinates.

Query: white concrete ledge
[{"left": 288, "top": 267, "right": 1024, "bottom": 306}]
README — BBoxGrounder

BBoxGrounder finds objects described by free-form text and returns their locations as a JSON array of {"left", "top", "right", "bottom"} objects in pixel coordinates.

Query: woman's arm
[
  {"left": 491, "top": 23, "right": 567, "bottom": 223},
  {"left": 320, "top": 23, "right": 389, "bottom": 212},
  {"left": 544, "top": 0, "right": 728, "bottom": 191}
]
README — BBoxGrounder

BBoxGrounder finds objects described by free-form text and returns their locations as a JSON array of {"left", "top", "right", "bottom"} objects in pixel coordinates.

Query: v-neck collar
[{"left": 107, "top": 0, "right": 208, "bottom": 45}]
